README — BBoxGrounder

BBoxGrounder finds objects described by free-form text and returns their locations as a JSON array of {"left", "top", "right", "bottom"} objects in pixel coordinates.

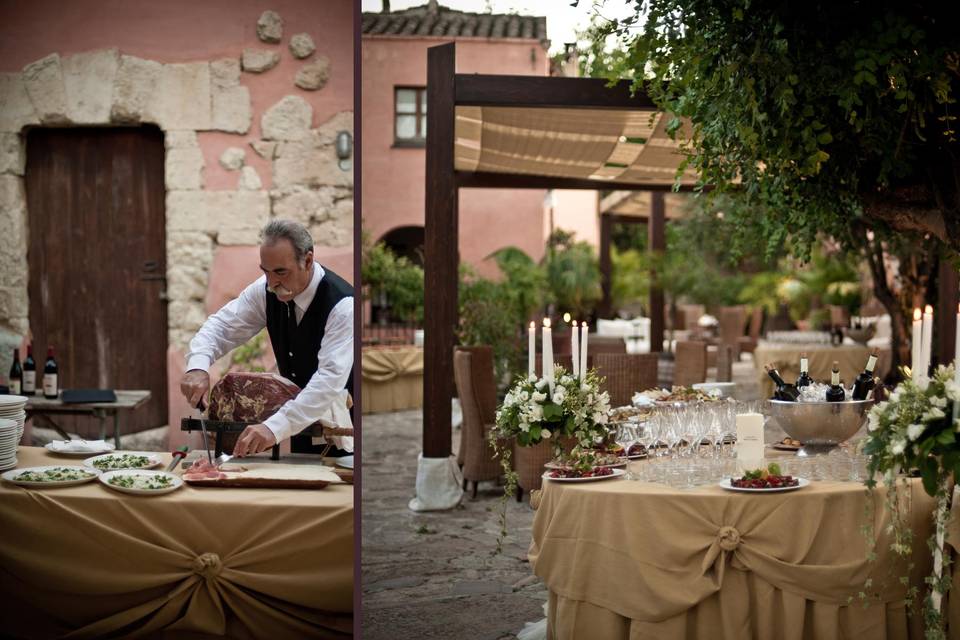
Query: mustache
[{"left": 268, "top": 284, "right": 293, "bottom": 296}]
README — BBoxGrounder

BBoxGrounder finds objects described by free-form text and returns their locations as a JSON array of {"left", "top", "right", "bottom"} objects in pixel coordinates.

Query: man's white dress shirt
[{"left": 186, "top": 263, "right": 353, "bottom": 444}]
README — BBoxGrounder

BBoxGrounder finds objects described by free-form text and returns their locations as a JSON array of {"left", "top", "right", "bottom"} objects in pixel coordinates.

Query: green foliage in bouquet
[{"left": 495, "top": 366, "right": 611, "bottom": 453}]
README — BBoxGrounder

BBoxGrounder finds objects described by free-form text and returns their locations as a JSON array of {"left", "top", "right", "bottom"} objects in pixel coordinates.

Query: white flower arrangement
[
  {"left": 495, "top": 365, "right": 610, "bottom": 452},
  {"left": 863, "top": 364, "right": 958, "bottom": 638}
]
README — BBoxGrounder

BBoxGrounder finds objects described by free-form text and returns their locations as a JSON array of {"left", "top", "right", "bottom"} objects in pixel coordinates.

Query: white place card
[{"left": 736, "top": 413, "right": 765, "bottom": 472}]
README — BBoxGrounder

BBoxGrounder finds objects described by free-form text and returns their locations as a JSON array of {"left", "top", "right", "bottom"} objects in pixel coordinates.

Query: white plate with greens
[
  {"left": 99, "top": 470, "right": 183, "bottom": 495},
  {"left": 83, "top": 452, "right": 162, "bottom": 471},
  {"left": 2, "top": 465, "right": 101, "bottom": 487}
]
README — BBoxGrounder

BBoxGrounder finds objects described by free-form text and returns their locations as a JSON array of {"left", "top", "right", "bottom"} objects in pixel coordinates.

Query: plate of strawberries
[{"left": 720, "top": 462, "right": 808, "bottom": 492}]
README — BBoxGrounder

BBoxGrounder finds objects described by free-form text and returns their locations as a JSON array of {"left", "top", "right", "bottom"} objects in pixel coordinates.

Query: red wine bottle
[
  {"left": 22, "top": 344, "right": 36, "bottom": 396},
  {"left": 796, "top": 353, "right": 813, "bottom": 388},
  {"left": 826, "top": 361, "right": 845, "bottom": 402},
  {"left": 43, "top": 346, "right": 58, "bottom": 399},
  {"left": 8, "top": 348, "right": 21, "bottom": 395},
  {"left": 764, "top": 364, "right": 800, "bottom": 401},
  {"left": 851, "top": 352, "right": 879, "bottom": 400}
]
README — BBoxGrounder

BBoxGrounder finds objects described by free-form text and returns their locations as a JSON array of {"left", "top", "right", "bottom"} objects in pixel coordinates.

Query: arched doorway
[{"left": 380, "top": 225, "right": 425, "bottom": 267}]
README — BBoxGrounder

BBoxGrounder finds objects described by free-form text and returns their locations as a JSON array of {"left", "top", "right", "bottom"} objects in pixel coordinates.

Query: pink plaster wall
[
  {"left": 1, "top": 0, "right": 354, "bottom": 194},
  {"left": 361, "top": 36, "right": 550, "bottom": 279},
  {"left": 552, "top": 190, "right": 600, "bottom": 248},
  {"left": 1, "top": 0, "right": 354, "bottom": 443}
]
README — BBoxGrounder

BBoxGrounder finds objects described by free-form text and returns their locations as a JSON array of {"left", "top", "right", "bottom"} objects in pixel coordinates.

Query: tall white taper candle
[
  {"left": 921, "top": 304, "right": 934, "bottom": 384},
  {"left": 571, "top": 321, "right": 580, "bottom": 379},
  {"left": 528, "top": 321, "right": 535, "bottom": 378},
  {"left": 911, "top": 308, "right": 922, "bottom": 379},
  {"left": 580, "top": 323, "right": 589, "bottom": 382},
  {"left": 543, "top": 318, "right": 554, "bottom": 394}
]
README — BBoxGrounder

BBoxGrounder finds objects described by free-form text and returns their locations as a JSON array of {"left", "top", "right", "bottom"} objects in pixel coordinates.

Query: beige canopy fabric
[
  {"left": 454, "top": 105, "right": 697, "bottom": 187},
  {"left": 600, "top": 190, "right": 693, "bottom": 219},
  {"left": 0, "top": 447, "right": 354, "bottom": 639},
  {"left": 530, "top": 477, "right": 935, "bottom": 640}
]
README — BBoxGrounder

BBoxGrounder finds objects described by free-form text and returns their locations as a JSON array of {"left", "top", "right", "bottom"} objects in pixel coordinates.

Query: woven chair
[
  {"left": 674, "top": 340, "right": 708, "bottom": 387},
  {"left": 455, "top": 346, "right": 496, "bottom": 469},
  {"left": 718, "top": 306, "right": 747, "bottom": 362},
  {"left": 715, "top": 344, "right": 734, "bottom": 383},
  {"left": 453, "top": 348, "right": 501, "bottom": 498},
  {"left": 514, "top": 439, "right": 554, "bottom": 502},
  {"left": 593, "top": 353, "right": 659, "bottom": 407},
  {"left": 738, "top": 307, "right": 763, "bottom": 355},
  {"left": 679, "top": 304, "right": 706, "bottom": 330}
]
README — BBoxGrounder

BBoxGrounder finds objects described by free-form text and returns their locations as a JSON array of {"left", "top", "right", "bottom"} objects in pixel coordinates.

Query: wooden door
[{"left": 25, "top": 127, "right": 168, "bottom": 435}]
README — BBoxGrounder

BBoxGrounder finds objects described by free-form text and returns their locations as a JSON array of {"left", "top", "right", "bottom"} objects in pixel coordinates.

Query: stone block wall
[{"left": 0, "top": 9, "right": 354, "bottom": 356}]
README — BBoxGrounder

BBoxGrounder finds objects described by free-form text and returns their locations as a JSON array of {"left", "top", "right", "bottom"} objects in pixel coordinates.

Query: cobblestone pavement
[
  {"left": 361, "top": 408, "right": 546, "bottom": 640},
  {"left": 360, "top": 358, "right": 764, "bottom": 639}
]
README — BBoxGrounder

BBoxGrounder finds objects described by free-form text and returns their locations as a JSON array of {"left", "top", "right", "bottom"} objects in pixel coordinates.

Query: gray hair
[{"left": 260, "top": 219, "right": 314, "bottom": 264}]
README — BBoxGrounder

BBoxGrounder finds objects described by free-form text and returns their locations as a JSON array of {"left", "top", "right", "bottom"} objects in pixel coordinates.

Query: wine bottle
[
  {"left": 796, "top": 353, "right": 813, "bottom": 388},
  {"left": 826, "top": 361, "right": 845, "bottom": 402},
  {"left": 872, "top": 377, "right": 886, "bottom": 402},
  {"left": 22, "top": 344, "right": 36, "bottom": 396},
  {"left": 8, "top": 348, "right": 21, "bottom": 395},
  {"left": 43, "top": 346, "right": 58, "bottom": 399},
  {"left": 764, "top": 364, "right": 800, "bottom": 401},
  {"left": 851, "top": 352, "right": 879, "bottom": 400}
]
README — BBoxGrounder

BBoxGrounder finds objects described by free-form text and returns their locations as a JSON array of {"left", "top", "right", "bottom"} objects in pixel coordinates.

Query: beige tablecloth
[
  {"left": 0, "top": 447, "right": 354, "bottom": 639},
  {"left": 361, "top": 346, "right": 423, "bottom": 414},
  {"left": 530, "top": 475, "right": 935, "bottom": 640},
  {"left": 754, "top": 342, "right": 892, "bottom": 398}
]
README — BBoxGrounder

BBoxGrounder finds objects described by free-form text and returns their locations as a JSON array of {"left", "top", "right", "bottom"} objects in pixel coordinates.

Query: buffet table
[
  {"left": 530, "top": 475, "right": 935, "bottom": 640},
  {"left": 0, "top": 447, "right": 353, "bottom": 639},
  {"left": 754, "top": 342, "right": 892, "bottom": 397},
  {"left": 361, "top": 346, "right": 423, "bottom": 413}
]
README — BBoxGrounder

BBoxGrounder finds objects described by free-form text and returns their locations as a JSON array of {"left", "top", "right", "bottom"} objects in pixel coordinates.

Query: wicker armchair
[
  {"left": 514, "top": 439, "right": 554, "bottom": 502},
  {"left": 453, "top": 347, "right": 501, "bottom": 498},
  {"left": 719, "top": 306, "right": 747, "bottom": 362},
  {"left": 593, "top": 353, "right": 659, "bottom": 407},
  {"left": 715, "top": 344, "right": 734, "bottom": 383},
  {"left": 738, "top": 307, "right": 763, "bottom": 355},
  {"left": 674, "top": 341, "right": 708, "bottom": 387}
]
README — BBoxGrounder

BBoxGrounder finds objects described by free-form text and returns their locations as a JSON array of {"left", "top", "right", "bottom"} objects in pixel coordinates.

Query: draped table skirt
[
  {"left": 530, "top": 475, "right": 936, "bottom": 640},
  {"left": 361, "top": 346, "right": 423, "bottom": 414},
  {"left": 0, "top": 447, "right": 354, "bottom": 639}
]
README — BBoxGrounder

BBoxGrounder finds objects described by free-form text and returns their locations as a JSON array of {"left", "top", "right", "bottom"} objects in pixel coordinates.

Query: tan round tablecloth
[
  {"left": 361, "top": 346, "right": 423, "bottom": 414},
  {"left": 530, "top": 474, "right": 935, "bottom": 640},
  {"left": 754, "top": 342, "right": 892, "bottom": 398},
  {"left": 0, "top": 447, "right": 354, "bottom": 639}
]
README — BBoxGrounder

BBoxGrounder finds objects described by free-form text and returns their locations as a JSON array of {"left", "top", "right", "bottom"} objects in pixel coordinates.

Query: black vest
[{"left": 265, "top": 265, "right": 353, "bottom": 454}]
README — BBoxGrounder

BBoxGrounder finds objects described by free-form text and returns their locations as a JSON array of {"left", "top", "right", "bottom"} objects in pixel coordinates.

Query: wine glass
[{"left": 615, "top": 423, "right": 638, "bottom": 479}]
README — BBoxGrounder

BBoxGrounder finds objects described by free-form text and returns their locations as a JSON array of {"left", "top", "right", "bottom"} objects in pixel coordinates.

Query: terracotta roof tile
[{"left": 362, "top": 4, "right": 547, "bottom": 43}]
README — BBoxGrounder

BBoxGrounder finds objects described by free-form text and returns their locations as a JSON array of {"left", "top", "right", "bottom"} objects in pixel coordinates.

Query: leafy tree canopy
[{"left": 582, "top": 0, "right": 959, "bottom": 257}]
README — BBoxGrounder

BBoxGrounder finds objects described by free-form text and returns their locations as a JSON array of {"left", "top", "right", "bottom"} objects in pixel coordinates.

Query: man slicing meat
[{"left": 179, "top": 219, "right": 353, "bottom": 457}]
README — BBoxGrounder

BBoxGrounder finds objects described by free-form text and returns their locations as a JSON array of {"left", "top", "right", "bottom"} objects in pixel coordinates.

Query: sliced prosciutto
[{"left": 183, "top": 458, "right": 227, "bottom": 481}]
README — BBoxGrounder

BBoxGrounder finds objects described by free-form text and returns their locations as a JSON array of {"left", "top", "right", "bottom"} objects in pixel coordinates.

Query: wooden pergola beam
[
  {"left": 422, "top": 42, "right": 687, "bottom": 462},
  {"left": 454, "top": 74, "right": 658, "bottom": 110},
  {"left": 423, "top": 42, "right": 458, "bottom": 459},
  {"left": 455, "top": 171, "right": 696, "bottom": 192}
]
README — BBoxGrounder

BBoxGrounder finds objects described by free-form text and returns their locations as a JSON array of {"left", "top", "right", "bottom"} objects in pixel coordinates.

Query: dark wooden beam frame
[
  {"left": 422, "top": 43, "right": 679, "bottom": 460},
  {"left": 648, "top": 192, "right": 666, "bottom": 353},
  {"left": 423, "top": 43, "right": 459, "bottom": 458}
]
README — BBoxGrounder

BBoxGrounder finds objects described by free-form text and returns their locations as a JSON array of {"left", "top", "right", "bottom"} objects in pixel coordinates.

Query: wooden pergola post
[
  {"left": 598, "top": 213, "right": 614, "bottom": 318},
  {"left": 423, "top": 42, "right": 457, "bottom": 459},
  {"left": 648, "top": 192, "right": 665, "bottom": 352},
  {"left": 936, "top": 261, "right": 959, "bottom": 367}
]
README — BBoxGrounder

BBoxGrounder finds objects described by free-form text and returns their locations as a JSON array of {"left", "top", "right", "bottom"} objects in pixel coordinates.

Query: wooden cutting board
[{"left": 183, "top": 463, "right": 343, "bottom": 489}]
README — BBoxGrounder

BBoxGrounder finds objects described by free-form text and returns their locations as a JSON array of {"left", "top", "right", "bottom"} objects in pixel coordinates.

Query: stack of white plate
[
  {"left": 0, "top": 395, "right": 27, "bottom": 444},
  {"left": 0, "top": 418, "right": 18, "bottom": 470}
]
